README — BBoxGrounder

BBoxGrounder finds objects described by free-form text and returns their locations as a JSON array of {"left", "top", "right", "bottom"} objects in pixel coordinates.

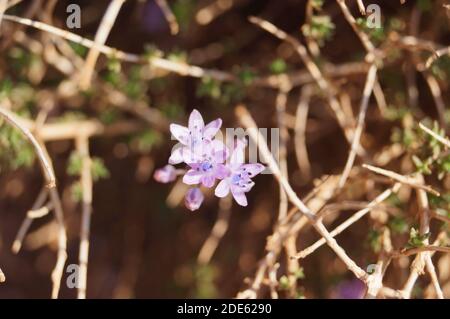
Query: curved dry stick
[
  {"left": 12, "top": 187, "right": 48, "bottom": 253},
  {"left": 363, "top": 164, "right": 440, "bottom": 196},
  {"left": 78, "top": 0, "right": 126, "bottom": 89},
  {"left": 391, "top": 246, "right": 450, "bottom": 257},
  {"left": 293, "top": 183, "right": 401, "bottom": 259},
  {"left": 425, "top": 46, "right": 450, "bottom": 69},
  {"left": 2, "top": 14, "right": 235, "bottom": 82},
  {"left": 236, "top": 105, "right": 368, "bottom": 281},
  {"left": 155, "top": 0, "right": 179, "bottom": 34},
  {"left": 0, "top": 104, "right": 67, "bottom": 298},
  {"left": 338, "top": 64, "right": 377, "bottom": 188},
  {"left": 336, "top": 0, "right": 376, "bottom": 55},
  {"left": 237, "top": 175, "right": 340, "bottom": 298},
  {"left": 0, "top": 105, "right": 55, "bottom": 187},
  {"left": 248, "top": 16, "right": 362, "bottom": 153}
]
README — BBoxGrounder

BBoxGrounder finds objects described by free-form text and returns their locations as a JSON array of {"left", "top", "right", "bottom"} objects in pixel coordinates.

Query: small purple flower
[
  {"left": 333, "top": 279, "right": 365, "bottom": 299},
  {"left": 214, "top": 141, "right": 265, "bottom": 206},
  {"left": 169, "top": 109, "right": 222, "bottom": 165},
  {"left": 153, "top": 164, "right": 177, "bottom": 183},
  {"left": 163, "top": 110, "right": 264, "bottom": 210},
  {"left": 182, "top": 140, "right": 229, "bottom": 188},
  {"left": 185, "top": 187, "right": 204, "bottom": 211}
]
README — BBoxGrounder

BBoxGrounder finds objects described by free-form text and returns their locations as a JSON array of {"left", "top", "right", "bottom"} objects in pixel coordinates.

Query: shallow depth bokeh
[{"left": 0, "top": 0, "right": 449, "bottom": 299}]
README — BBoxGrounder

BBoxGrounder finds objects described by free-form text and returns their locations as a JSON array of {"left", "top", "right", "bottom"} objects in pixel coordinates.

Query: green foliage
[
  {"left": 196, "top": 77, "right": 222, "bottom": 100},
  {"left": 386, "top": 193, "right": 404, "bottom": 209},
  {"left": 412, "top": 155, "right": 432, "bottom": 175},
  {"left": 131, "top": 129, "right": 162, "bottom": 153},
  {"left": 383, "top": 106, "right": 409, "bottom": 122},
  {"left": 67, "top": 152, "right": 82, "bottom": 176},
  {"left": 57, "top": 111, "right": 87, "bottom": 122},
  {"left": 8, "top": 47, "right": 32, "bottom": 76},
  {"left": 167, "top": 49, "right": 188, "bottom": 64},
  {"left": 279, "top": 267, "right": 304, "bottom": 291},
  {"left": 302, "top": 15, "right": 335, "bottom": 46},
  {"left": 387, "top": 18, "right": 406, "bottom": 33},
  {"left": 69, "top": 42, "right": 88, "bottom": 57},
  {"left": 269, "top": 58, "right": 287, "bottom": 75},
  {"left": 104, "top": 56, "right": 122, "bottom": 87},
  {"left": 0, "top": 104, "right": 35, "bottom": 172},
  {"left": 172, "top": 0, "right": 195, "bottom": 31},
  {"left": 279, "top": 275, "right": 290, "bottom": 290},
  {"left": 124, "top": 66, "right": 148, "bottom": 100},
  {"left": 430, "top": 56, "right": 450, "bottom": 82},
  {"left": 102, "top": 57, "right": 148, "bottom": 101},
  {"left": 417, "top": 0, "right": 432, "bottom": 12},
  {"left": 390, "top": 126, "right": 416, "bottom": 148},
  {"left": 99, "top": 107, "right": 121, "bottom": 125},
  {"left": 355, "top": 18, "right": 385, "bottom": 44},
  {"left": 67, "top": 152, "right": 109, "bottom": 203},
  {"left": 67, "top": 152, "right": 110, "bottom": 181},
  {"left": 70, "top": 181, "right": 83, "bottom": 203},
  {"left": 196, "top": 76, "right": 246, "bottom": 106},
  {"left": 160, "top": 102, "right": 185, "bottom": 120},
  {"left": 237, "top": 66, "right": 256, "bottom": 86},
  {"left": 408, "top": 227, "right": 430, "bottom": 248},
  {"left": 91, "top": 157, "right": 110, "bottom": 181},
  {"left": 428, "top": 193, "right": 450, "bottom": 224},
  {"left": 143, "top": 44, "right": 164, "bottom": 60},
  {"left": 412, "top": 121, "right": 450, "bottom": 180},
  {"left": 0, "top": 122, "right": 35, "bottom": 172},
  {"left": 388, "top": 216, "right": 408, "bottom": 235},
  {"left": 0, "top": 79, "right": 13, "bottom": 101},
  {"left": 366, "top": 229, "right": 381, "bottom": 253},
  {"left": 193, "top": 264, "right": 218, "bottom": 298},
  {"left": 310, "top": 0, "right": 324, "bottom": 10}
]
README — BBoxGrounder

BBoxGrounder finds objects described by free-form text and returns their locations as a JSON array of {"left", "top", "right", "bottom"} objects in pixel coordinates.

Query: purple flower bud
[
  {"left": 185, "top": 188, "right": 204, "bottom": 211},
  {"left": 153, "top": 165, "right": 177, "bottom": 183}
]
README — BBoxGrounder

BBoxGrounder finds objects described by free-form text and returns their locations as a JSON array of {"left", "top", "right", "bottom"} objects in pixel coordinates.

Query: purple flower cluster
[{"left": 154, "top": 109, "right": 265, "bottom": 211}]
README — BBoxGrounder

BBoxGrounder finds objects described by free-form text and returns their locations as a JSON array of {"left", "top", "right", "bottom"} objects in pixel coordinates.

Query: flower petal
[
  {"left": 211, "top": 140, "right": 229, "bottom": 163},
  {"left": 231, "top": 188, "right": 248, "bottom": 206},
  {"left": 182, "top": 169, "right": 203, "bottom": 185},
  {"left": 168, "top": 146, "right": 184, "bottom": 164},
  {"left": 188, "top": 109, "right": 205, "bottom": 132},
  {"left": 214, "top": 164, "right": 230, "bottom": 179},
  {"left": 238, "top": 179, "right": 255, "bottom": 192},
  {"left": 185, "top": 188, "right": 204, "bottom": 211},
  {"left": 215, "top": 179, "right": 230, "bottom": 198},
  {"left": 203, "top": 118, "right": 222, "bottom": 139},
  {"left": 153, "top": 165, "right": 177, "bottom": 183},
  {"left": 181, "top": 146, "right": 202, "bottom": 165},
  {"left": 201, "top": 174, "right": 215, "bottom": 188},
  {"left": 170, "top": 124, "right": 190, "bottom": 145},
  {"left": 240, "top": 163, "right": 265, "bottom": 177}
]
